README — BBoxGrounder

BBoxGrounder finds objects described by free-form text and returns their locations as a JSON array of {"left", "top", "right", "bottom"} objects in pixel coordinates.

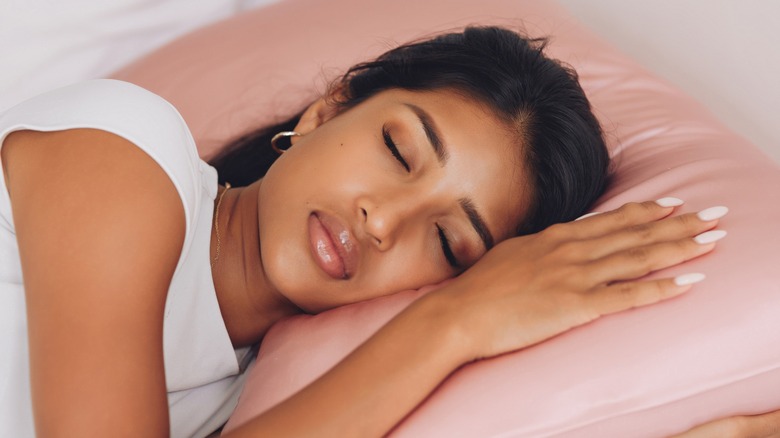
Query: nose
[{"left": 359, "top": 193, "right": 423, "bottom": 251}]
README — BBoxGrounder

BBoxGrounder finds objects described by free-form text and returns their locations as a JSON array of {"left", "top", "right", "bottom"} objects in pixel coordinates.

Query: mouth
[{"left": 307, "top": 212, "right": 358, "bottom": 280}]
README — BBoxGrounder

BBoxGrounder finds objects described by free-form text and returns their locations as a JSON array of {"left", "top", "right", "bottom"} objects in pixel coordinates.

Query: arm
[
  {"left": 671, "top": 409, "right": 780, "bottom": 438},
  {"left": 3, "top": 129, "right": 185, "bottom": 436},
  {"left": 226, "top": 201, "right": 723, "bottom": 437}
]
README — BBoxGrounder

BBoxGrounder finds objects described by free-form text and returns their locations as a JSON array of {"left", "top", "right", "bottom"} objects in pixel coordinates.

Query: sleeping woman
[{"left": 1, "top": 26, "right": 777, "bottom": 437}]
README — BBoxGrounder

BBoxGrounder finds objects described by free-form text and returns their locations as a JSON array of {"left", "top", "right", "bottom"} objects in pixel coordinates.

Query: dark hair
[{"left": 209, "top": 26, "right": 610, "bottom": 235}]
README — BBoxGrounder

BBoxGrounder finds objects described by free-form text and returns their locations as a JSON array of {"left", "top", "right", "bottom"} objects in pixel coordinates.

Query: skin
[
  {"left": 672, "top": 410, "right": 780, "bottom": 438},
  {"left": 2, "top": 87, "right": 776, "bottom": 436}
]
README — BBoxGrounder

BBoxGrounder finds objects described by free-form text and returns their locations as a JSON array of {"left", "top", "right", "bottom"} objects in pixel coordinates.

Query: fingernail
[
  {"left": 674, "top": 273, "right": 706, "bottom": 286},
  {"left": 694, "top": 230, "right": 727, "bottom": 244},
  {"left": 575, "top": 212, "right": 601, "bottom": 221},
  {"left": 656, "top": 197, "right": 684, "bottom": 207},
  {"left": 697, "top": 206, "right": 729, "bottom": 221}
]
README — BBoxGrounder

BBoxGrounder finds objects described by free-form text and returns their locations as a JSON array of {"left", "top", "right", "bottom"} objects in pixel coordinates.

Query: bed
[{"left": 4, "top": 0, "right": 779, "bottom": 436}]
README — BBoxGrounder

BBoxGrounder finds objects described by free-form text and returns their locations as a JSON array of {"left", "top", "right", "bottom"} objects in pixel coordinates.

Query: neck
[{"left": 210, "top": 181, "right": 301, "bottom": 347}]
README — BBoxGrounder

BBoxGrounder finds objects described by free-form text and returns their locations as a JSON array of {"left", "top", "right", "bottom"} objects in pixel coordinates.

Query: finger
[
  {"left": 590, "top": 274, "right": 704, "bottom": 316},
  {"left": 566, "top": 198, "right": 684, "bottom": 240},
  {"left": 580, "top": 208, "right": 727, "bottom": 260},
  {"left": 586, "top": 234, "right": 723, "bottom": 285}
]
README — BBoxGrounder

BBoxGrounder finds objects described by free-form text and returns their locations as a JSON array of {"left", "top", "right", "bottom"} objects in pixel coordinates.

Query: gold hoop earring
[{"left": 271, "top": 131, "right": 302, "bottom": 154}]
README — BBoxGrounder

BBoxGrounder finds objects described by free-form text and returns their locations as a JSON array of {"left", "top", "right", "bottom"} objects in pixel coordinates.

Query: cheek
[{"left": 280, "top": 139, "right": 374, "bottom": 190}]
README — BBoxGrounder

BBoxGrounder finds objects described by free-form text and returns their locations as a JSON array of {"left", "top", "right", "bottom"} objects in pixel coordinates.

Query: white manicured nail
[
  {"left": 575, "top": 212, "right": 601, "bottom": 221},
  {"left": 697, "top": 206, "right": 729, "bottom": 221},
  {"left": 674, "top": 273, "right": 706, "bottom": 286},
  {"left": 694, "top": 230, "right": 727, "bottom": 244},
  {"left": 655, "top": 197, "right": 684, "bottom": 207}
]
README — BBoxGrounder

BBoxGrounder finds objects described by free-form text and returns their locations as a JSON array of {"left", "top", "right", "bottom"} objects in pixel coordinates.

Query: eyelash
[
  {"left": 382, "top": 126, "right": 410, "bottom": 172},
  {"left": 437, "top": 225, "right": 459, "bottom": 269}
]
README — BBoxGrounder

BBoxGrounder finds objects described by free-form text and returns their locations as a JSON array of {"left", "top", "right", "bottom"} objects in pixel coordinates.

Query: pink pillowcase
[{"left": 112, "top": 0, "right": 780, "bottom": 435}]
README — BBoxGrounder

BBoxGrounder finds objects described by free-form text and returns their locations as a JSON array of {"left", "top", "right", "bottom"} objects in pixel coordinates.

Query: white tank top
[{"left": 0, "top": 79, "right": 252, "bottom": 438}]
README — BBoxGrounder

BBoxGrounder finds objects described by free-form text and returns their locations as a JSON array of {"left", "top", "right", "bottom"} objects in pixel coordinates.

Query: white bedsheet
[{"left": 0, "top": 0, "right": 279, "bottom": 112}]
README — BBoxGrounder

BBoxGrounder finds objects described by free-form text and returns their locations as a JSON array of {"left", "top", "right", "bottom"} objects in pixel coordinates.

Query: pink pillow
[{"left": 112, "top": 0, "right": 780, "bottom": 436}]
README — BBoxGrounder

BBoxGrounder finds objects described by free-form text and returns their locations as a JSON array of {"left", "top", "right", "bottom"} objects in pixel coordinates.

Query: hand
[
  {"left": 670, "top": 409, "right": 780, "bottom": 438},
  {"left": 436, "top": 199, "right": 726, "bottom": 361}
]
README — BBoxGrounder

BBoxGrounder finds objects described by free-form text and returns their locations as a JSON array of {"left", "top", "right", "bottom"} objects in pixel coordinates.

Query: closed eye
[
  {"left": 382, "top": 125, "right": 410, "bottom": 172},
  {"left": 437, "top": 225, "right": 460, "bottom": 269}
]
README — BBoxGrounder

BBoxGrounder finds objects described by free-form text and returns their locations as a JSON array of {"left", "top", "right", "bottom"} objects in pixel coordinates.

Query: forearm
[
  {"left": 226, "top": 200, "right": 719, "bottom": 437},
  {"left": 671, "top": 408, "right": 780, "bottom": 438},
  {"left": 224, "top": 290, "right": 469, "bottom": 437}
]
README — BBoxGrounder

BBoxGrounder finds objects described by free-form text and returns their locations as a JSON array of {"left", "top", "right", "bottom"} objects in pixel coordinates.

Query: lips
[{"left": 308, "top": 212, "right": 358, "bottom": 280}]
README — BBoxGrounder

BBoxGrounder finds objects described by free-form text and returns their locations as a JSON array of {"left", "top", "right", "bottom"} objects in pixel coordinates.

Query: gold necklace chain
[{"left": 212, "top": 182, "right": 231, "bottom": 268}]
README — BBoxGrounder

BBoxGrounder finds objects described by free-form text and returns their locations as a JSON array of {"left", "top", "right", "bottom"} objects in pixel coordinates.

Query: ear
[{"left": 293, "top": 91, "right": 344, "bottom": 136}]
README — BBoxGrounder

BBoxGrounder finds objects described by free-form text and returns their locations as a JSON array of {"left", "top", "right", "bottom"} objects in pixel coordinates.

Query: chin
[{"left": 260, "top": 248, "right": 328, "bottom": 314}]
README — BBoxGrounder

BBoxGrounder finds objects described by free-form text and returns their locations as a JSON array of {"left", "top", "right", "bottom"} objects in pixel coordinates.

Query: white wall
[{"left": 557, "top": 0, "right": 780, "bottom": 164}]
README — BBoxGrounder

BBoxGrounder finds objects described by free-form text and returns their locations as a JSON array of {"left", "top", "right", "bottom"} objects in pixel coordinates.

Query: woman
[{"left": 0, "top": 26, "right": 773, "bottom": 437}]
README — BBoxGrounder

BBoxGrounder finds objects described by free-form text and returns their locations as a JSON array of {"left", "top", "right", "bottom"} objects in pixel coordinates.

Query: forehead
[{"left": 364, "top": 88, "right": 531, "bottom": 241}]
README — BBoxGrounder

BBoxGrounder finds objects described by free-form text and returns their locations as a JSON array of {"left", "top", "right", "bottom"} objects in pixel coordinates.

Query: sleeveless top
[{"left": 0, "top": 79, "right": 252, "bottom": 438}]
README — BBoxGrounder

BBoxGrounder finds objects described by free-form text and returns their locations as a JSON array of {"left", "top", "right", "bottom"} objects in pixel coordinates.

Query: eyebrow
[
  {"left": 403, "top": 102, "right": 495, "bottom": 251},
  {"left": 404, "top": 103, "right": 448, "bottom": 165},
  {"left": 460, "top": 198, "right": 495, "bottom": 251}
]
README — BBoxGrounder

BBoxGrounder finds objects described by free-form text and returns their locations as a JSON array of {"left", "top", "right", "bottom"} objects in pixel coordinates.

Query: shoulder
[
  {"left": 3, "top": 127, "right": 186, "bottom": 247},
  {"left": 1, "top": 79, "right": 207, "bottom": 234},
  {"left": 1, "top": 86, "right": 189, "bottom": 260},
  {"left": 4, "top": 126, "right": 186, "bottom": 310}
]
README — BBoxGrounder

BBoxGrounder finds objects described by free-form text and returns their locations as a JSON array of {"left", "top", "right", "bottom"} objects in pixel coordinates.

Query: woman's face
[{"left": 257, "top": 88, "right": 529, "bottom": 313}]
